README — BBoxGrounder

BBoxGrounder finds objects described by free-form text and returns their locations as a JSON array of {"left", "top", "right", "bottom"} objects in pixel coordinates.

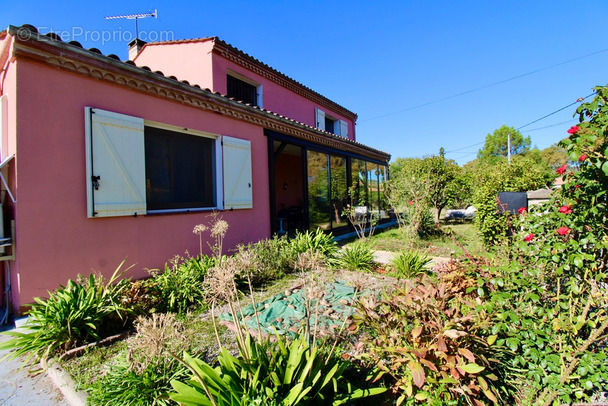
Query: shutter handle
[{"left": 92, "top": 175, "right": 101, "bottom": 190}]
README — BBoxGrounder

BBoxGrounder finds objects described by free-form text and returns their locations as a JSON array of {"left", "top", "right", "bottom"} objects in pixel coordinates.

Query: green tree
[
  {"left": 422, "top": 155, "right": 463, "bottom": 222},
  {"left": 477, "top": 125, "right": 531, "bottom": 161},
  {"left": 539, "top": 143, "right": 569, "bottom": 169}
]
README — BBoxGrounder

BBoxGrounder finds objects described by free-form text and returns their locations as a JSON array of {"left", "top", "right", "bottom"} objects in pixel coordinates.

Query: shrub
[
  {"left": 236, "top": 235, "right": 298, "bottom": 287},
  {"left": 390, "top": 251, "right": 432, "bottom": 279},
  {"left": 332, "top": 244, "right": 376, "bottom": 272},
  {"left": 169, "top": 334, "right": 385, "bottom": 406},
  {"left": 145, "top": 255, "right": 215, "bottom": 314},
  {"left": 87, "top": 313, "right": 190, "bottom": 406},
  {"left": 0, "top": 263, "right": 131, "bottom": 367},
  {"left": 479, "top": 88, "right": 608, "bottom": 404},
  {"left": 355, "top": 274, "right": 515, "bottom": 405},
  {"left": 290, "top": 228, "right": 338, "bottom": 259}
]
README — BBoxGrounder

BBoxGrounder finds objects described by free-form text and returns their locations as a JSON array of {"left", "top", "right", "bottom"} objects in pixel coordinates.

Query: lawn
[{"left": 344, "top": 221, "right": 487, "bottom": 259}]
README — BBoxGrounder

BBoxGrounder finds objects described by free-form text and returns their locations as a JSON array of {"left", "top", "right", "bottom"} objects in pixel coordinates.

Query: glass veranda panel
[
  {"left": 307, "top": 151, "right": 331, "bottom": 230},
  {"left": 330, "top": 155, "right": 348, "bottom": 228}
]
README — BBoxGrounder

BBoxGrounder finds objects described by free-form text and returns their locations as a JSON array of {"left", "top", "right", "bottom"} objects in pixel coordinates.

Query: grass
[{"left": 345, "top": 222, "right": 488, "bottom": 259}]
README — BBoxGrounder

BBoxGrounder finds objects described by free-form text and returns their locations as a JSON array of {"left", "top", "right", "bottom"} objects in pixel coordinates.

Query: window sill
[{"left": 145, "top": 207, "right": 220, "bottom": 216}]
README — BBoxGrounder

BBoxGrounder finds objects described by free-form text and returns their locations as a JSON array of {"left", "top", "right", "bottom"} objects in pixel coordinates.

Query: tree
[
  {"left": 422, "top": 155, "right": 462, "bottom": 222},
  {"left": 539, "top": 143, "right": 569, "bottom": 169},
  {"left": 477, "top": 125, "right": 531, "bottom": 161},
  {"left": 388, "top": 154, "right": 463, "bottom": 232}
]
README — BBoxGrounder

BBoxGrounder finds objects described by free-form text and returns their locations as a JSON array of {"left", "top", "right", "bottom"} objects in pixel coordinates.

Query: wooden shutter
[
  {"left": 339, "top": 120, "right": 349, "bottom": 138},
  {"left": 222, "top": 136, "right": 252, "bottom": 209},
  {"left": 315, "top": 108, "right": 326, "bottom": 131},
  {"left": 85, "top": 108, "right": 146, "bottom": 217}
]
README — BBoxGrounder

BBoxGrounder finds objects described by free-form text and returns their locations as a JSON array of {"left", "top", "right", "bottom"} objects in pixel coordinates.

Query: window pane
[
  {"left": 378, "top": 165, "right": 390, "bottom": 219},
  {"left": 330, "top": 156, "right": 347, "bottom": 228},
  {"left": 307, "top": 151, "right": 330, "bottom": 230},
  {"left": 350, "top": 159, "right": 367, "bottom": 207},
  {"left": 367, "top": 163, "right": 380, "bottom": 219},
  {"left": 145, "top": 127, "right": 214, "bottom": 210},
  {"left": 324, "top": 117, "right": 335, "bottom": 134}
]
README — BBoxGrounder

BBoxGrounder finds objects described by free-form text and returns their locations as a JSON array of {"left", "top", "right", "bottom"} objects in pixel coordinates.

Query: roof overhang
[{"left": 6, "top": 25, "right": 390, "bottom": 163}]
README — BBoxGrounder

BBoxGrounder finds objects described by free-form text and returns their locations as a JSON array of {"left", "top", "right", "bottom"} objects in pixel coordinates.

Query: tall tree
[{"left": 478, "top": 125, "right": 531, "bottom": 160}]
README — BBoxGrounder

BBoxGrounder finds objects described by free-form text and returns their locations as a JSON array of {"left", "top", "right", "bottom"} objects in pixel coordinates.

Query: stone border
[{"left": 45, "top": 359, "right": 88, "bottom": 406}]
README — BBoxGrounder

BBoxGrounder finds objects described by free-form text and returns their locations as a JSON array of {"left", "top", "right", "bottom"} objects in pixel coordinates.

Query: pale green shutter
[
  {"left": 222, "top": 136, "right": 252, "bottom": 209},
  {"left": 315, "top": 108, "right": 326, "bottom": 131},
  {"left": 86, "top": 108, "right": 146, "bottom": 217}
]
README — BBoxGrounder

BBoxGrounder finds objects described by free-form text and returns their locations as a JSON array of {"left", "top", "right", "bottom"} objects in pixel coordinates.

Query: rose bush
[{"left": 480, "top": 86, "right": 608, "bottom": 404}]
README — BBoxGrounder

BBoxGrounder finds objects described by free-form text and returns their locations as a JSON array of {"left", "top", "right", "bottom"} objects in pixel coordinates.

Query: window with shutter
[
  {"left": 315, "top": 108, "right": 348, "bottom": 138},
  {"left": 86, "top": 108, "right": 253, "bottom": 216}
]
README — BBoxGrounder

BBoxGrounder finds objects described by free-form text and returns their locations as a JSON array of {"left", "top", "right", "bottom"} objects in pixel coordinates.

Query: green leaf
[{"left": 459, "top": 363, "right": 485, "bottom": 374}]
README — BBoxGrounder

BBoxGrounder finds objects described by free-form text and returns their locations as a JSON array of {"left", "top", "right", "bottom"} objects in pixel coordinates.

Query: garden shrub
[
  {"left": 472, "top": 159, "right": 549, "bottom": 247},
  {"left": 389, "top": 251, "right": 432, "bottom": 279},
  {"left": 332, "top": 244, "right": 376, "bottom": 272},
  {"left": 87, "top": 313, "right": 190, "bottom": 406},
  {"left": 290, "top": 228, "right": 338, "bottom": 259},
  {"left": 0, "top": 263, "right": 131, "bottom": 367},
  {"left": 170, "top": 333, "right": 385, "bottom": 406},
  {"left": 478, "top": 88, "right": 608, "bottom": 404},
  {"left": 145, "top": 254, "right": 215, "bottom": 314},
  {"left": 355, "top": 271, "right": 515, "bottom": 405},
  {"left": 236, "top": 234, "right": 298, "bottom": 287}
]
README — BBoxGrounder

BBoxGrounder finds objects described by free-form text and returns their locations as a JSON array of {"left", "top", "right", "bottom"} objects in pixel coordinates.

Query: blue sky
[{"left": 3, "top": 1, "right": 607, "bottom": 164}]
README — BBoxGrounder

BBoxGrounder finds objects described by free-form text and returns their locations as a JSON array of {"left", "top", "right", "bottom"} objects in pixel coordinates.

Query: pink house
[{"left": 0, "top": 24, "right": 390, "bottom": 314}]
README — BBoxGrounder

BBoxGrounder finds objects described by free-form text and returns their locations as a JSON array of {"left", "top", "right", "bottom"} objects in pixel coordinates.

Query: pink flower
[
  {"left": 524, "top": 233, "right": 534, "bottom": 242},
  {"left": 558, "top": 205, "right": 572, "bottom": 214},
  {"left": 567, "top": 126, "right": 580, "bottom": 135},
  {"left": 557, "top": 226, "right": 571, "bottom": 236},
  {"left": 557, "top": 164, "right": 568, "bottom": 175},
  {"left": 575, "top": 184, "right": 581, "bottom": 189},
  {"left": 408, "top": 200, "right": 413, "bottom": 205},
  {"left": 578, "top": 154, "right": 587, "bottom": 162},
  {"left": 518, "top": 207, "right": 527, "bottom": 214}
]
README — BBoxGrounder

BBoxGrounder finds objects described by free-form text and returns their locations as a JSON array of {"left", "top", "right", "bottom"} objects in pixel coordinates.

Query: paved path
[{"left": 0, "top": 327, "right": 66, "bottom": 405}]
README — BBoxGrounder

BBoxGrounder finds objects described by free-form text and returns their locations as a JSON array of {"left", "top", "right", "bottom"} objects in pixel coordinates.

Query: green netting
[{"left": 220, "top": 281, "right": 361, "bottom": 336}]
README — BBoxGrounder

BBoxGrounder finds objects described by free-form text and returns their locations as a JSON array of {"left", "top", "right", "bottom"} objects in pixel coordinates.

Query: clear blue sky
[{"left": 3, "top": 1, "right": 607, "bottom": 164}]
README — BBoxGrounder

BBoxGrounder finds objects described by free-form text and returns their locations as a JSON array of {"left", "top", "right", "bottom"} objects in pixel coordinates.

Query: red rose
[
  {"left": 524, "top": 233, "right": 534, "bottom": 242},
  {"left": 557, "top": 226, "right": 571, "bottom": 235},
  {"left": 578, "top": 154, "right": 587, "bottom": 162},
  {"left": 558, "top": 205, "right": 572, "bottom": 214},
  {"left": 518, "top": 207, "right": 527, "bottom": 214},
  {"left": 557, "top": 164, "right": 568, "bottom": 175},
  {"left": 567, "top": 126, "right": 580, "bottom": 135}
]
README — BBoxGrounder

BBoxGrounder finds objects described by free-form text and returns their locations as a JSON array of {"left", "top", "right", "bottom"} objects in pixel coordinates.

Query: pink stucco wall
[
  {"left": 9, "top": 58, "right": 270, "bottom": 311},
  {"left": 133, "top": 41, "right": 215, "bottom": 90},
  {"left": 134, "top": 40, "right": 356, "bottom": 141}
]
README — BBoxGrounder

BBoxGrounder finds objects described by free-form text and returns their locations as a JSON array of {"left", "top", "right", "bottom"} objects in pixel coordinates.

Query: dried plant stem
[
  {"left": 246, "top": 273, "right": 263, "bottom": 339},
  {"left": 210, "top": 300, "right": 222, "bottom": 350}
]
